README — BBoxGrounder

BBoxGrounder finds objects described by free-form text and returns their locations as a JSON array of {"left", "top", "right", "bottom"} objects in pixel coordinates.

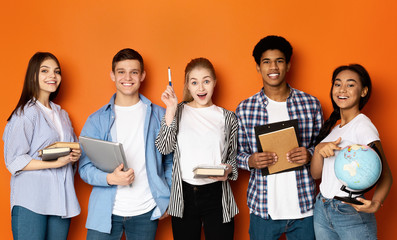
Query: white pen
[{"left": 168, "top": 67, "right": 172, "bottom": 86}]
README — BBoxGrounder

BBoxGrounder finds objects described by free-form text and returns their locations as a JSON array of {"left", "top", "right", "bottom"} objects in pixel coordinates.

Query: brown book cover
[
  {"left": 255, "top": 119, "right": 303, "bottom": 175},
  {"left": 45, "top": 142, "right": 80, "bottom": 149},
  {"left": 193, "top": 165, "right": 226, "bottom": 178}
]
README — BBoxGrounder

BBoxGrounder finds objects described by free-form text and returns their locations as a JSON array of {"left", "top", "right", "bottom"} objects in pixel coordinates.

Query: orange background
[{"left": 1, "top": 0, "right": 396, "bottom": 239}]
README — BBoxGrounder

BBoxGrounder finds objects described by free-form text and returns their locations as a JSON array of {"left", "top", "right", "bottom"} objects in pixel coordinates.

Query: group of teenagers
[{"left": 3, "top": 35, "right": 393, "bottom": 240}]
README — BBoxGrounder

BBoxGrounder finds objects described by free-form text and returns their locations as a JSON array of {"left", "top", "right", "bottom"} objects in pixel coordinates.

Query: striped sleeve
[
  {"left": 155, "top": 116, "right": 178, "bottom": 155},
  {"left": 223, "top": 109, "right": 238, "bottom": 181}
]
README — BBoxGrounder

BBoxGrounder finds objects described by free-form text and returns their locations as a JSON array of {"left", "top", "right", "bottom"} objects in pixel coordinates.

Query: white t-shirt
[
  {"left": 112, "top": 101, "right": 156, "bottom": 217},
  {"left": 266, "top": 97, "right": 313, "bottom": 219},
  {"left": 319, "top": 113, "right": 379, "bottom": 199},
  {"left": 178, "top": 104, "right": 225, "bottom": 185},
  {"left": 36, "top": 101, "right": 64, "bottom": 141}
]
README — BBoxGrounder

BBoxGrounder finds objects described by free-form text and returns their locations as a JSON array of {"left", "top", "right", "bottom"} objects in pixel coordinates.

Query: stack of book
[{"left": 38, "top": 142, "right": 80, "bottom": 161}]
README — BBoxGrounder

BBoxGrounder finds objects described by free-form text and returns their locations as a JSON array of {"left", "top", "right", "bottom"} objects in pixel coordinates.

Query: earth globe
[{"left": 334, "top": 144, "right": 382, "bottom": 205}]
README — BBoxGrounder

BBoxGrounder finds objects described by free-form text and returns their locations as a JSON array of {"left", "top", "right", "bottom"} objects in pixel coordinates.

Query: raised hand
[{"left": 161, "top": 85, "right": 178, "bottom": 109}]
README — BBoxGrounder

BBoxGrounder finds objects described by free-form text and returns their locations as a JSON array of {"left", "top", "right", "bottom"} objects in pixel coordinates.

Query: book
[
  {"left": 79, "top": 136, "right": 128, "bottom": 173},
  {"left": 39, "top": 147, "right": 72, "bottom": 161},
  {"left": 255, "top": 119, "right": 303, "bottom": 175},
  {"left": 44, "top": 142, "right": 80, "bottom": 149},
  {"left": 193, "top": 165, "right": 226, "bottom": 178},
  {"left": 38, "top": 141, "right": 80, "bottom": 161}
]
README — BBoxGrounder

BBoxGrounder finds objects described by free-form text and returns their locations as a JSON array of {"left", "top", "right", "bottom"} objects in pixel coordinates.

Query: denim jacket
[{"left": 79, "top": 94, "right": 172, "bottom": 233}]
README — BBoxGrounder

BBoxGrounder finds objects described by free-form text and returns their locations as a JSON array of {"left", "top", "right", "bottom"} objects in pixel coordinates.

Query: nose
[
  {"left": 198, "top": 82, "right": 205, "bottom": 90},
  {"left": 270, "top": 61, "right": 279, "bottom": 70},
  {"left": 49, "top": 70, "right": 56, "bottom": 78}
]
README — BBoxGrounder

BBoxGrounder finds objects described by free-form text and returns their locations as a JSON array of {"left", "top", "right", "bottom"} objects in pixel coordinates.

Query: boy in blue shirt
[{"left": 79, "top": 48, "right": 172, "bottom": 239}]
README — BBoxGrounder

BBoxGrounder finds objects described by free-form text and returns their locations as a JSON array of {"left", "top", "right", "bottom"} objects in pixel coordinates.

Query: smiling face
[
  {"left": 332, "top": 70, "right": 368, "bottom": 112},
  {"left": 37, "top": 58, "right": 61, "bottom": 101},
  {"left": 111, "top": 59, "right": 145, "bottom": 104},
  {"left": 256, "top": 49, "right": 290, "bottom": 89},
  {"left": 187, "top": 67, "right": 215, "bottom": 108}
]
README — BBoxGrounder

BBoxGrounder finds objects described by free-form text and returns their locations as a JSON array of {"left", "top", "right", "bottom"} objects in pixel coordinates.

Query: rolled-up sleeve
[{"left": 3, "top": 115, "right": 35, "bottom": 175}]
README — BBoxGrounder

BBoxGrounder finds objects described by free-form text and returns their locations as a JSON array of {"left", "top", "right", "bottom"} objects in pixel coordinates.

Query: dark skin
[
  {"left": 248, "top": 147, "right": 311, "bottom": 169},
  {"left": 249, "top": 49, "right": 312, "bottom": 169}
]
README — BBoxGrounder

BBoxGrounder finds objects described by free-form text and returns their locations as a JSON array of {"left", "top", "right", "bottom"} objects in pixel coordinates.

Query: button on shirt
[{"left": 235, "top": 87, "right": 323, "bottom": 219}]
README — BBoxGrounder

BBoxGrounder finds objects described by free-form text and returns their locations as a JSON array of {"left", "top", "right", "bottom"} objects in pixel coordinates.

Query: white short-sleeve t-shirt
[
  {"left": 112, "top": 101, "right": 156, "bottom": 217},
  {"left": 319, "top": 113, "right": 379, "bottom": 199},
  {"left": 178, "top": 104, "right": 225, "bottom": 186},
  {"left": 266, "top": 98, "right": 313, "bottom": 219}
]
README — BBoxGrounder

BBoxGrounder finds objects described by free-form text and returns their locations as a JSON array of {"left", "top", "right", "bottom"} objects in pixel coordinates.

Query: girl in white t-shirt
[
  {"left": 311, "top": 64, "right": 393, "bottom": 239},
  {"left": 155, "top": 58, "right": 238, "bottom": 240}
]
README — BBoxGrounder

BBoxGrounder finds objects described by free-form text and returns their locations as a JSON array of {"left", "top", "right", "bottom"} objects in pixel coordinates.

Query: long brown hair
[
  {"left": 182, "top": 57, "right": 216, "bottom": 102},
  {"left": 7, "top": 52, "right": 61, "bottom": 121}
]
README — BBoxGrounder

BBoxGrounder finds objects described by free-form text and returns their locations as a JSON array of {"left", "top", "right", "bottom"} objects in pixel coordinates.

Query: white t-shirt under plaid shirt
[{"left": 235, "top": 86, "right": 323, "bottom": 219}]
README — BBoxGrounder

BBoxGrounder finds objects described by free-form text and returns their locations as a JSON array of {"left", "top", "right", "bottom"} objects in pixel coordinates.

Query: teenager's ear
[
  {"left": 286, "top": 62, "right": 291, "bottom": 72},
  {"left": 140, "top": 70, "right": 146, "bottom": 82},
  {"left": 110, "top": 71, "right": 115, "bottom": 82},
  {"left": 256, "top": 64, "right": 261, "bottom": 73},
  {"left": 361, "top": 86, "right": 368, "bottom": 97}
]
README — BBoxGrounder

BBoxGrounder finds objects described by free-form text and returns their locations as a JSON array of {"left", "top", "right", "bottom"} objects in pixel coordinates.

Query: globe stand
[{"left": 334, "top": 185, "right": 365, "bottom": 205}]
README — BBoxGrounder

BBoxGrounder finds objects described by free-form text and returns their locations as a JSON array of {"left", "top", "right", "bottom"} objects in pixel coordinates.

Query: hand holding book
[
  {"left": 193, "top": 164, "right": 232, "bottom": 180},
  {"left": 208, "top": 164, "right": 232, "bottom": 181},
  {"left": 38, "top": 142, "right": 80, "bottom": 161}
]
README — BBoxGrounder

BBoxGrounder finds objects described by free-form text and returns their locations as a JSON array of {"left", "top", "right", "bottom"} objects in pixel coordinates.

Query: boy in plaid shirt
[{"left": 236, "top": 35, "right": 323, "bottom": 240}]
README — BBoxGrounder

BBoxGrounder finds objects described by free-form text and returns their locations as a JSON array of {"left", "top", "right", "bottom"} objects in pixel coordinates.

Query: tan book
[
  {"left": 193, "top": 165, "right": 226, "bottom": 178},
  {"left": 45, "top": 142, "right": 80, "bottom": 149}
]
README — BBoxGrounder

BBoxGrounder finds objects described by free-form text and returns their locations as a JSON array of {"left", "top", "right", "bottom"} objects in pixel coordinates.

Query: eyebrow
[
  {"left": 190, "top": 75, "right": 212, "bottom": 80},
  {"left": 40, "top": 65, "right": 60, "bottom": 69},
  {"left": 262, "top": 57, "right": 285, "bottom": 61},
  {"left": 115, "top": 68, "right": 139, "bottom": 71},
  {"left": 335, "top": 78, "right": 357, "bottom": 82}
]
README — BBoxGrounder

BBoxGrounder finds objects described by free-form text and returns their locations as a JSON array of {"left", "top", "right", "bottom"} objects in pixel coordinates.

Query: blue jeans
[
  {"left": 86, "top": 209, "right": 158, "bottom": 240},
  {"left": 11, "top": 205, "right": 71, "bottom": 240},
  {"left": 314, "top": 193, "right": 377, "bottom": 240},
  {"left": 249, "top": 213, "right": 314, "bottom": 240}
]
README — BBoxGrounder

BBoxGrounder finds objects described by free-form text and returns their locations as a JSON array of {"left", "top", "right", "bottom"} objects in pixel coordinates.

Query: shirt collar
[
  {"left": 104, "top": 93, "right": 151, "bottom": 111},
  {"left": 259, "top": 84, "right": 295, "bottom": 106}
]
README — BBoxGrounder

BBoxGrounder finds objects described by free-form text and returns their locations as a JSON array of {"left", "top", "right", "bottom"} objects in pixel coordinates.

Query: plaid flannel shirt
[{"left": 236, "top": 86, "right": 323, "bottom": 219}]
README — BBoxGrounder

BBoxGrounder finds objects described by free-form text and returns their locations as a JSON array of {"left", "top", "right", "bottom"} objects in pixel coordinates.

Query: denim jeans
[
  {"left": 171, "top": 181, "right": 234, "bottom": 240},
  {"left": 314, "top": 193, "right": 377, "bottom": 240},
  {"left": 86, "top": 208, "right": 158, "bottom": 240},
  {"left": 11, "top": 205, "right": 71, "bottom": 240},
  {"left": 249, "top": 213, "right": 314, "bottom": 240}
]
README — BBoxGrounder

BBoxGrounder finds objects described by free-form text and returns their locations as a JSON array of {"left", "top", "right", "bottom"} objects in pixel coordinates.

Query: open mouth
[
  {"left": 197, "top": 93, "right": 207, "bottom": 99},
  {"left": 268, "top": 73, "right": 279, "bottom": 79},
  {"left": 338, "top": 96, "right": 348, "bottom": 99}
]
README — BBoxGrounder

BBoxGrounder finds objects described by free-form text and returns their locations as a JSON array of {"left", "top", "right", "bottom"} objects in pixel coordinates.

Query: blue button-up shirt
[
  {"left": 78, "top": 94, "right": 172, "bottom": 234},
  {"left": 3, "top": 101, "right": 80, "bottom": 218},
  {"left": 236, "top": 87, "right": 323, "bottom": 219}
]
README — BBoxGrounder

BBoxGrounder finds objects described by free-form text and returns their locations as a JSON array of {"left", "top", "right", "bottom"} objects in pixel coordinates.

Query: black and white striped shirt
[{"left": 155, "top": 102, "right": 239, "bottom": 223}]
